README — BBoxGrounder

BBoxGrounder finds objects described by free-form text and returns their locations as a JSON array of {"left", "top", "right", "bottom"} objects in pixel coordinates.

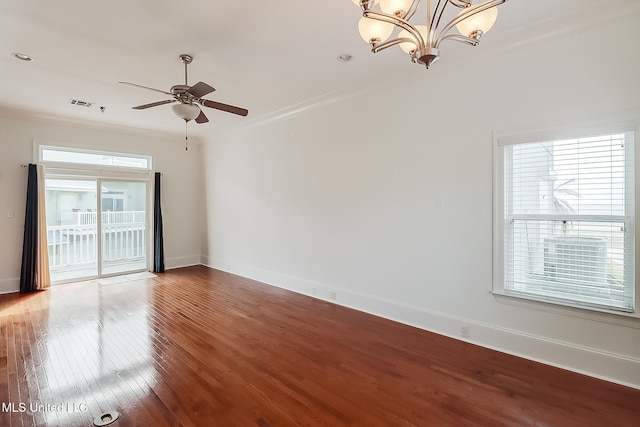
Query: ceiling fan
[{"left": 119, "top": 54, "right": 248, "bottom": 125}]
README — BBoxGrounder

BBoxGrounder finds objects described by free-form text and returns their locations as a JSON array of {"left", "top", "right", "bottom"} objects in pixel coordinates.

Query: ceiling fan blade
[
  {"left": 195, "top": 109, "right": 209, "bottom": 124},
  {"left": 200, "top": 99, "right": 248, "bottom": 117},
  {"left": 132, "top": 99, "right": 175, "bottom": 110},
  {"left": 196, "top": 110, "right": 209, "bottom": 124},
  {"left": 188, "top": 81, "right": 216, "bottom": 98},
  {"left": 119, "top": 81, "right": 172, "bottom": 95}
]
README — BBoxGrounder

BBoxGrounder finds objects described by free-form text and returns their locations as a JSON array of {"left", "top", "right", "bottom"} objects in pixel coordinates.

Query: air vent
[{"left": 70, "top": 99, "right": 93, "bottom": 108}]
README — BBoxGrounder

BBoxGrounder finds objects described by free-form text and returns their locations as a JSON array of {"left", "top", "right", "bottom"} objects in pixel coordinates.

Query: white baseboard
[
  {"left": 0, "top": 255, "right": 199, "bottom": 294},
  {"left": 0, "top": 277, "right": 19, "bottom": 294},
  {"left": 202, "top": 256, "right": 640, "bottom": 390},
  {"left": 165, "top": 255, "right": 201, "bottom": 270}
]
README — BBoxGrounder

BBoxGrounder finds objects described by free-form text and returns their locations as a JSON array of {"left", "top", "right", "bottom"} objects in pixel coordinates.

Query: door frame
[
  {"left": 97, "top": 177, "right": 150, "bottom": 278},
  {"left": 44, "top": 170, "right": 153, "bottom": 284}
]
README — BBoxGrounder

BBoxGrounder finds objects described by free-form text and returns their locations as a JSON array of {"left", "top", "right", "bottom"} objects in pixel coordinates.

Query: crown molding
[{"left": 0, "top": 105, "right": 204, "bottom": 144}]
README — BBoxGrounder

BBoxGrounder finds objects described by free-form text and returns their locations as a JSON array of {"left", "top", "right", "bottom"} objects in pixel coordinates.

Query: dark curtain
[
  {"left": 20, "top": 164, "right": 39, "bottom": 293},
  {"left": 153, "top": 172, "right": 165, "bottom": 273}
]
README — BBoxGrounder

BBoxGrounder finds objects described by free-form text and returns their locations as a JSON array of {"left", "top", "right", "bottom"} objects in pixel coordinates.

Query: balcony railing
[
  {"left": 73, "top": 210, "right": 146, "bottom": 225},
  {"left": 48, "top": 211, "right": 146, "bottom": 270}
]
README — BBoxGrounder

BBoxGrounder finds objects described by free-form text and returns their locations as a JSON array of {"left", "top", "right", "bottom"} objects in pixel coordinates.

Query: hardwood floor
[{"left": 1, "top": 265, "right": 639, "bottom": 426}]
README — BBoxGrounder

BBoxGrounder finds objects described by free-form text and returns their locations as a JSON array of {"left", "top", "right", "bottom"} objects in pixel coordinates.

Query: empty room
[{"left": 1, "top": 0, "right": 639, "bottom": 426}]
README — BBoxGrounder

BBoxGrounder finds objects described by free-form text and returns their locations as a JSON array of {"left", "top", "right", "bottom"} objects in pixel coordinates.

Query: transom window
[
  {"left": 40, "top": 145, "right": 151, "bottom": 170},
  {"left": 495, "top": 123, "right": 636, "bottom": 314}
]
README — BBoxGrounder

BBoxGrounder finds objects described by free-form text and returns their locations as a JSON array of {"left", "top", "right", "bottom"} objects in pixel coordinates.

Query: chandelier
[{"left": 353, "top": 0, "right": 508, "bottom": 69}]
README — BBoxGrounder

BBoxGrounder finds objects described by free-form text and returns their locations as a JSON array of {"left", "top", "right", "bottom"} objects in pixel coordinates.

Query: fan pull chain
[{"left": 185, "top": 121, "right": 189, "bottom": 151}]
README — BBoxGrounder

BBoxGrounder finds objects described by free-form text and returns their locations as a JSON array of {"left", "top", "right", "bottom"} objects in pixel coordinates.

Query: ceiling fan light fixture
[
  {"left": 121, "top": 54, "right": 248, "bottom": 125},
  {"left": 172, "top": 103, "right": 200, "bottom": 121}
]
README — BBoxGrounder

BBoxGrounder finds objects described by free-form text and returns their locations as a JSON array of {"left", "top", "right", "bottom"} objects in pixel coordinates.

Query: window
[
  {"left": 495, "top": 123, "right": 636, "bottom": 314},
  {"left": 40, "top": 145, "right": 151, "bottom": 170}
]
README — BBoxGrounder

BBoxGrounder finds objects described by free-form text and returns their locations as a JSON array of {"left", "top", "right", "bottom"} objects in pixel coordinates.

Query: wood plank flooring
[{"left": 1, "top": 265, "right": 639, "bottom": 426}]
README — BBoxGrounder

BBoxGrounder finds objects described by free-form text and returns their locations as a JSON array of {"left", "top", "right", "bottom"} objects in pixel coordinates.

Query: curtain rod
[{"left": 21, "top": 164, "right": 162, "bottom": 176}]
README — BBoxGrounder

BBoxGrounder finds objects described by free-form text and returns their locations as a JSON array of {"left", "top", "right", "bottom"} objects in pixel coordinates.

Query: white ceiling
[{"left": 1, "top": 0, "right": 638, "bottom": 138}]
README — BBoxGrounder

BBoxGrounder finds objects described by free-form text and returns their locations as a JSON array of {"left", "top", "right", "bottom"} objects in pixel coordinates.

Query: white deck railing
[
  {"left": 48, "top": 211, "right": 146, "bottom": 269},
  {"left": 74, "top": 210, "right": 146, "bottom": 225}
]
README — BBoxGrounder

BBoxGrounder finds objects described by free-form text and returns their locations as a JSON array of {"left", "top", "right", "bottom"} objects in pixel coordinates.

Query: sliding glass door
[
  {"left": 46, "top": 177, "right": 149, "bottom": 283},
  {"left": 100, "top": 181, "right": 147, "bottom": 276},
  {"left": 45, "top": 178, "right": 98, "bottom": 282}
]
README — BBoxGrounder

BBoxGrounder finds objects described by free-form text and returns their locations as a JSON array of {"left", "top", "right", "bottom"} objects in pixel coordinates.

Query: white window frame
[
  {"left": 35, "top": 142, "right": 155, "bottom": 281},
  {"left": 37, "top": 143, "right": 152, "bottom": 171},
  {"left": 493, "top": 115, "right": 639, "bottom": 320}
]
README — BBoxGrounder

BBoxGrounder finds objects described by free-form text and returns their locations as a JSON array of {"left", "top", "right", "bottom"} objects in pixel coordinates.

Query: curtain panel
[
  {"left": 153, "top": 172, "right": 165, "bottom": 273},
  {"left": 20, "top": 164, "right": 50, "bottom": 293}
]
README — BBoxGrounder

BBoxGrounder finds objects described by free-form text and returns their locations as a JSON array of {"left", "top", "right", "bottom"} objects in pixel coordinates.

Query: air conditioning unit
[{"left": 543, "top": 236, "right": 608, "bottom": 290}]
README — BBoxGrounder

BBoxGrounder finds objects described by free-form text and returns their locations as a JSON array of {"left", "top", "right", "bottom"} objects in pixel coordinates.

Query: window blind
[{"left": 502, "top": 131, "right": 635, "bottom": 312}]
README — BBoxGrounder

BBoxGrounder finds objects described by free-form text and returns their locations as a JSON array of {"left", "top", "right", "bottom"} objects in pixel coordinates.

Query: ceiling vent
[{"left": 70, "top": 99, "right": 93, "bottom": 108}]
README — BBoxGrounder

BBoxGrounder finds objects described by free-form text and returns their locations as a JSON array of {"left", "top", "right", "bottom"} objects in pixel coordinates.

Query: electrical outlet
[
  {"left": 461, "top": 325, "right": 470, "bottom": 338},
  {"left": 329, "top": 291, "right": 337, "bottom": 301}
]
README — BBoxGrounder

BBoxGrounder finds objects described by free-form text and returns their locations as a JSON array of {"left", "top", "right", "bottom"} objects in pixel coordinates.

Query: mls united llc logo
[{"left": 2, "top": 401, "right": 89, "bottom": 413}]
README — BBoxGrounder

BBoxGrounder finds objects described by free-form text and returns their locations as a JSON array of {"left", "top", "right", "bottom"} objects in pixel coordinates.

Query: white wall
[
  {"left": 201, "top": 12, "right": 640, "bottom": 388},
  {"left": 0, "top": 115, "right": 203, "bottom": 293}
]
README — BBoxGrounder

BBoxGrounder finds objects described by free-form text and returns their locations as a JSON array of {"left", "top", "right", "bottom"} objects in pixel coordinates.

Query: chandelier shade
[
  {"left": 455, "top": 3, "right": 499, "bottom": 37},
  {"left": 353, "top": 0, "right": 508, "bottom": 69},
  {"left": 358, "top": 16, "right": 394, "bottom": 44},
  {"left": 379, "top": 0, "right": 414, "bottom": 15},
  {"left": 398, "top": 25, "right": 428, "bottom": 53}
]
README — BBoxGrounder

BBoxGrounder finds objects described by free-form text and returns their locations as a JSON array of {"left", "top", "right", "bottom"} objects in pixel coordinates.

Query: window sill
[{"left": 492, "top": 291, "right": 640, "bottom": 329}]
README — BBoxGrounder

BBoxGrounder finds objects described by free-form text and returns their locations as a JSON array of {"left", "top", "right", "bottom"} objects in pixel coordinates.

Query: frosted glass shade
[
  {"left": 456, "top": 3, "right": 498, "bottom": 37},
  {"left": 398, "top": 25, "right": 428, "bottom": 53},
  {"left": 358, "top": 16, "right": 394, "bottom": 44},
  {"left": 172, "top": 103, "right": 200, "bottom": 121},
  {"left": 379, "top": 0, "right": 413, "bottom": 15}
]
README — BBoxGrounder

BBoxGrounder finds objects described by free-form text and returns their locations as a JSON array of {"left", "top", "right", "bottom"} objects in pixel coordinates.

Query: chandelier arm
[
  {"left": 434, "top": 0, "right": 506, "bottom": 47},
  {"left": 432, "top": 0, "right": 446, "bottom": 29},
  {"left": 438, "top": 33, "right": 480, "bottom": 47},
  {"left": 364, "top": 11, "right": 427, "bottom": 48},
  {"left": 426, "top": 0, "right": 432, "bottom": 37},
  {"left": 428, "top": 0, "right": 445, "bottom": 45},
  {"left": 372, "top": 37, "right": 417, "bottom": 53},
  {"left": 448, "top": 0, "right": 471, "bottom": 8},
  {"left": 404, "top": 0, "right": 422, "bottom": 21}
]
